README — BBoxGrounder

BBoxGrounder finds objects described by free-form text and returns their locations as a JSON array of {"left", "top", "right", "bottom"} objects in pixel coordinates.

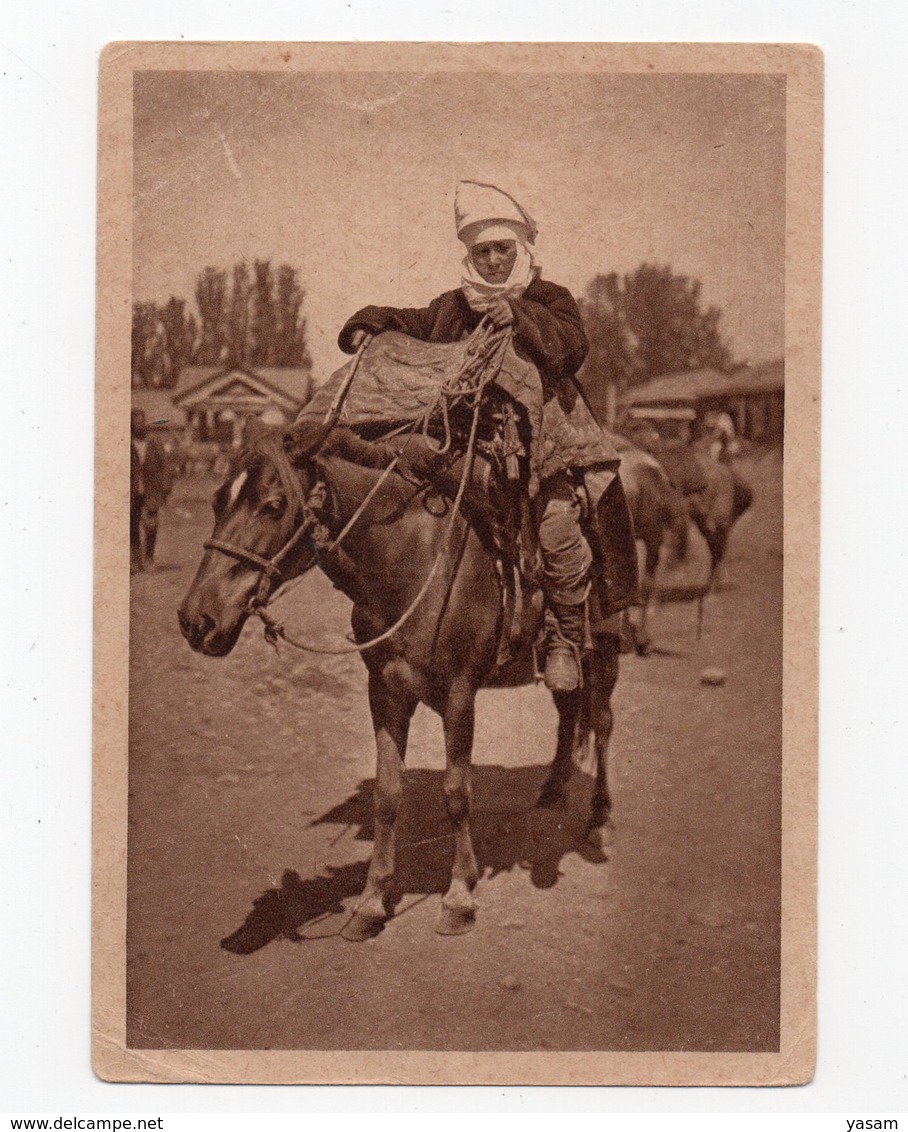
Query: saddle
[{"left": 297, "top": 332, "right": 638, "bottom": 672}]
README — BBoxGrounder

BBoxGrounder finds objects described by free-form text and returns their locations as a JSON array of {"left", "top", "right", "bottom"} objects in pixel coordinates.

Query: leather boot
[{"left": 544, "top": 601, "right": 585, "bottom": 693}]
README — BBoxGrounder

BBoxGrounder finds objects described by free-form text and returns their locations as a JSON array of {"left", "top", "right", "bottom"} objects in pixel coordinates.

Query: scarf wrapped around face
[{"left": 459, "top": 220, "right": 540, "bottom": 313}]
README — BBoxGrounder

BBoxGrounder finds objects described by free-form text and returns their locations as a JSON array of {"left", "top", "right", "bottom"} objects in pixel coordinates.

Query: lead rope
[{"left": 250, "top": 327, "right": 507, "bottom": 656}]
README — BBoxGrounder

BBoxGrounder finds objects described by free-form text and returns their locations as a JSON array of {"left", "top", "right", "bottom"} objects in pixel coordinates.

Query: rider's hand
[
  {"left": 485, "top": 298, "right": 514, "bottom": 330},
  {"left": 350, "top": 328, "right": 368, "bottom": 350}
]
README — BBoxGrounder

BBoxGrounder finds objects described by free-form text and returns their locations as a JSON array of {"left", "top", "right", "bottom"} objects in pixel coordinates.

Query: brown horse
[
  {"left": 619, "top": 425, "right": 753, "bottom": 590},
  {"left": 615, "top": 440, "right": 690, "bottom": 655},
  {"left": 685, "top": 441, "right": 754, "bottom": 582},
  {"left": 178, "top": 424, "right": 622, "bottom": 941}
]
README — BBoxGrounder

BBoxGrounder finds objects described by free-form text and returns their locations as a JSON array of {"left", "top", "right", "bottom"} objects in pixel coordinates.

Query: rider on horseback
[{"left": 338, "top": 180, "right": 623, "bottom": 693}]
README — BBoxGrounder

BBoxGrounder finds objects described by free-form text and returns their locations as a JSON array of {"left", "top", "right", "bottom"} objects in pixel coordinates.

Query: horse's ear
[{"left": 284, "top": 420, "right": 330, "bottom": 465}]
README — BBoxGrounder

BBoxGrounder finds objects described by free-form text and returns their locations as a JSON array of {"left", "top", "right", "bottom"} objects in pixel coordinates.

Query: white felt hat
[{"left": 455, "top": 180, "right": 538, "bottom": 246}]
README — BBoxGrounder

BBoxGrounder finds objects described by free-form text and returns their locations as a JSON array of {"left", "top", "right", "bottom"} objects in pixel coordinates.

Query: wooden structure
[
  {"left": 131, "top": 364, "right": 313, "bottom": 449},
  {"left": 621, "top": 360, "right": 784, "bottom": 444}
]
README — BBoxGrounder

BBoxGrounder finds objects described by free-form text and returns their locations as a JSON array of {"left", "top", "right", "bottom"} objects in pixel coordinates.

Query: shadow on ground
[{"left": 221, "top": 764, "right": 607, "bottom": 954}]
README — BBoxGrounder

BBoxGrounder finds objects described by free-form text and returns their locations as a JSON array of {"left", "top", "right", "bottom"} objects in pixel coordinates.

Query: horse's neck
[
  {"left": 315, "top": 456, "right": 425, "bottom": 594},
  {"left": 320, "top": 455, "right": 409, "bottom": 532}
]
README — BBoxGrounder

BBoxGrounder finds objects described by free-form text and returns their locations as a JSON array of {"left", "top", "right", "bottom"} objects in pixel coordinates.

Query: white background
[{"left": 2, "top": 0, "right": 907, "bottom": 1121}]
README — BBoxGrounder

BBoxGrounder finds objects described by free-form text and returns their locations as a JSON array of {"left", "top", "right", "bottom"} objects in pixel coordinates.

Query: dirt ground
[{"left": 126, "top": 451, "right": 782, "bottom": 1053}]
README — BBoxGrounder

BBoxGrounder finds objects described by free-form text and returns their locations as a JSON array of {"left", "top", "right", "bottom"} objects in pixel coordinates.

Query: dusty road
[{"left": 126, "top": 452, "right": 782, "bottom": 1052}]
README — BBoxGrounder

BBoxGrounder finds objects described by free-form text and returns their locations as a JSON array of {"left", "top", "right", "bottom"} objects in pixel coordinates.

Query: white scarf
[{"left": 460, "top": 240, "right": 539, "bottom": 313}]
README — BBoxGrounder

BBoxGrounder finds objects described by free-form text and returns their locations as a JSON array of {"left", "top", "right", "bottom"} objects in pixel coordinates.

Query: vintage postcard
[{"left": 94, "top": 41, "right": 821, "bottom": 1085}]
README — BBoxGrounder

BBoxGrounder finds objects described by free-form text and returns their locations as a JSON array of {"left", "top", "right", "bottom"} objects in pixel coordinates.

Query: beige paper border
[{"left": 93, "top": 40, "right": 821, "bottom": 1086}]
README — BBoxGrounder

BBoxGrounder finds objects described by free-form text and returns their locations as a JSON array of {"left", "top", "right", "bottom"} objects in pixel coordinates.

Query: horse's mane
[
  {"left": 238, "top": 423, "right": 412, "bottom": 521},
  {"left": 241, "top": 428, "right": 309, "bottom": 523}
]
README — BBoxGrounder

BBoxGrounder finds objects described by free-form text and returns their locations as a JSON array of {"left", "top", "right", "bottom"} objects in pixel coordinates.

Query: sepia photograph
[{"left": 93, "top": 41, "right": 821, "bottom": 1085}]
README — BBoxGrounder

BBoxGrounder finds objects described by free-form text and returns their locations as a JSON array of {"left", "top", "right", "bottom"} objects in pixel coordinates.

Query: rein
[{"left": 204, "top": 321, "right": 508, "bottom": 656}]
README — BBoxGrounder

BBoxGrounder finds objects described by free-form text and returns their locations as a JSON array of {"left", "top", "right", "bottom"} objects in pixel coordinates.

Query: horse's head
[{"left": 178, "top": 421, "right": 330, "bottom": 657}]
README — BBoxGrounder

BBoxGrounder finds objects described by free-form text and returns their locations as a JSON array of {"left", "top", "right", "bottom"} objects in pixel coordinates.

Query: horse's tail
[
  {"left": 667, "top": 490, "right": 691, "bottom": 563},
  {"left": 732, "top": 472, "right": 754, "bottom": 522}
]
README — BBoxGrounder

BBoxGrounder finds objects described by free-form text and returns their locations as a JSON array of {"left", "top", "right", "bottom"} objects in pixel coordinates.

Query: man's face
[
  {"left": 131, "top": 411, "right": 148, "bottom": 440},
  {"left": 470, "top": 239, "right": 518, "bottom": 284}
]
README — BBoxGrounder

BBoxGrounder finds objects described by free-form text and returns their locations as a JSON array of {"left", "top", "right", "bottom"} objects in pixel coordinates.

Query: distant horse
[
  {"left": 619, "top": 424, "right": 753, "bottom": 589},
  {"left": 614, "top": 439, "right": 690, "bottom": 655},
  {"left": 685, "top": 441, "right": 754, "bottom": 583},
  {"left": 178, "top": 425, "right": 623, "bottom": 941}
]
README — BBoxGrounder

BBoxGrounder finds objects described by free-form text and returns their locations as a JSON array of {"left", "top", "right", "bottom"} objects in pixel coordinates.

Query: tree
[
  {"left": 157, "top": 297, "right": 197, "bottom": 387},
  {"left": 131, "top": 297, "right": 198, "bottom": 388},
  {"left": 132, "top": 261, "right": 313, "bottom": 382},
  {"left": 579, "top": 264, "right": 734, "bottom": 401},
  {"left": 131, "top": 301, "right": 159, "bottom": 388},
  {"left": 273, "top": 263, "right": 312, "bottom": 367},
  {"left": 194, "top": 267, "right": 229, "bottom": 365},
  {"left": 579, "top": 273, "right": 638, "bottom": 396},
  {"left": 225, "top": 261, "right": 251, "bottom": 367},
  {"left": 249, "top": 259, "right": 277, "bottom": 366}
]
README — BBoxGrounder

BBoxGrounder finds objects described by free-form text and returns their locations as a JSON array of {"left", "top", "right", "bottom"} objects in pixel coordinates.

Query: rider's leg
[{"left": 538, "top": 473, "right": 592, "bottom": 693}]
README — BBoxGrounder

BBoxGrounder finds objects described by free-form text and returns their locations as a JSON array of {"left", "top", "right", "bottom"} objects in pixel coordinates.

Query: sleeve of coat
[
  {"left": 508, "top": 285, "right": 589, "bottom": 384},
  {"left": 337, "top": 298, "right": 442, "bottom": 353}
]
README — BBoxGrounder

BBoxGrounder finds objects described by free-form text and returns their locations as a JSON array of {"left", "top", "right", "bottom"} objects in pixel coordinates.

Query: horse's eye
[{"left": 261, "top": 498, "right": 285, "bottom": 518}]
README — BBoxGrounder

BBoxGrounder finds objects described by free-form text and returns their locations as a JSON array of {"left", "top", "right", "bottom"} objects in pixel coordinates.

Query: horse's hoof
[
  {"left": 587, "top": 821, "right": 615, "bottom": 851},
  {"left": 340, "top": 912, "right": 385, "bottom": 942},
  {"left": 436, "top": 904, "right": 477, "bottom": 936}
]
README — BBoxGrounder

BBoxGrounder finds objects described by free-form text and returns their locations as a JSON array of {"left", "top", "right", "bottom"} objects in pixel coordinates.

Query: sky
[{"left": 133, "top": 69, "right": 785, "bottom": 381}]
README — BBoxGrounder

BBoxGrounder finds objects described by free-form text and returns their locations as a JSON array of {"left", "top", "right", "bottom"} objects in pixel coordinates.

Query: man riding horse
[{"left": 338, "top": 180, "right": 626, "bottom": 693}]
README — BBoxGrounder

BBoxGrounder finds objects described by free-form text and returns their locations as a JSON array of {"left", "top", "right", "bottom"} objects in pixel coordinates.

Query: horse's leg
[
  {"left": 341, "top": 671, "right": 415, "bottom": 942},
  {"left": 436, "top": 684, "right": 480, "bottom": 936},
  {"left": 587, "top": 637, "right": 620, "bottom": 850},
  {"left": 537, "top": 689, "right": 580, "bottom": 809},
  {"left": 706, "top": 527, "right": 728, "bottom": 584},
  {"left": 635, "top": 539, "right": 660, "bottom": 657}
]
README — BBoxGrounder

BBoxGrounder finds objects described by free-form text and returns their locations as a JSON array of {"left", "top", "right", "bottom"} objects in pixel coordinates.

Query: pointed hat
[{"left": 454, "top": 180, "right": 538, "bottom": 245}]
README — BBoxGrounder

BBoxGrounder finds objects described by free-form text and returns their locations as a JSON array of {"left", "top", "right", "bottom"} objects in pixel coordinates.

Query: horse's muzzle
[{"left": 178, "top": 604, "right": 243, "bottom": 657}]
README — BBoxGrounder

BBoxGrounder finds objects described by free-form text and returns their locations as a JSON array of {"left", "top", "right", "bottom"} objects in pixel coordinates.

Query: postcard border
[{"left": 93, "top": 39, "right": 821, "bottom": 1086}]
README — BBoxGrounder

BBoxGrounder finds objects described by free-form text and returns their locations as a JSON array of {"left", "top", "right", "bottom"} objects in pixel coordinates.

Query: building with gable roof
[
  {"left": 131, "top": 363, "right": 313, "bottom": 449},
  {"left": 621, "top": 360, "right": 784, "bottom": 444}
]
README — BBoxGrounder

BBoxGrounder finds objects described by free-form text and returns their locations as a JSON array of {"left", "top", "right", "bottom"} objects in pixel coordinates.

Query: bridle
[
  {"left": 203, "top": 479, "right": 332, "bottom": 613},
  {"left": 198, "top": 319, "right": 509, "bottom": 656}
]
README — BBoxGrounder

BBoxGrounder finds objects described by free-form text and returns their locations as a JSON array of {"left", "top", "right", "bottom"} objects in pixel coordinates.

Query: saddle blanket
[{"left": 299, "top": 332, "right": 550, "bottom": 484}]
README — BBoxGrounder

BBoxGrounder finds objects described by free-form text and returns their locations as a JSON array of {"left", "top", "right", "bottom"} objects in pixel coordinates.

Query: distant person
[
  {"left": 705, "top": 409, "right": 738, "bottom": 462},
  {"left": 242, "top": 413, "right": 270, "bottom": 447},
  {"left": 130, "top": 409, "right": 173, "bottom": 574}
]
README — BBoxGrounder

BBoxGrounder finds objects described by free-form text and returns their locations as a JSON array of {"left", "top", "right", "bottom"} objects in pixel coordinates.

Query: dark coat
[
  {"left": 131, "top": 436, "right": 173, "bottom": 509},
  {"left": 339, "top": 278, "right": 618, "bottom": 481}
]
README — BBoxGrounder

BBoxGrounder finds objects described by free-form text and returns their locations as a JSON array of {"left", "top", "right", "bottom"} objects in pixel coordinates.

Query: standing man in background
[{"left": 130, "top": 408, "right": 172, "bottom": 574}]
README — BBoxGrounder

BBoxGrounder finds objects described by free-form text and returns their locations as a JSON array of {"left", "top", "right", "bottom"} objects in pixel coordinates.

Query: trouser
[
  {"left": 130, "top": 496, "right": 145, "bottom": 571},
  {"left": 537, "top": 472, "right": 592, "bottom": 606},
  {"left": 142, "top": 505, "right": 160, "bottom": 564},
  {"left": 130, "top": 498, "right": 160, "bottom": 570}
]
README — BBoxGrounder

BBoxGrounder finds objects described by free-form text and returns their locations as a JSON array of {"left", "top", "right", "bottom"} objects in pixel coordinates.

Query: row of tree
[
  {"left": 132, "top": 260, "right": 734, "bottom": 391},
  {"left": 132, "top": 260, "right": 312, "bottom": 389}
]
